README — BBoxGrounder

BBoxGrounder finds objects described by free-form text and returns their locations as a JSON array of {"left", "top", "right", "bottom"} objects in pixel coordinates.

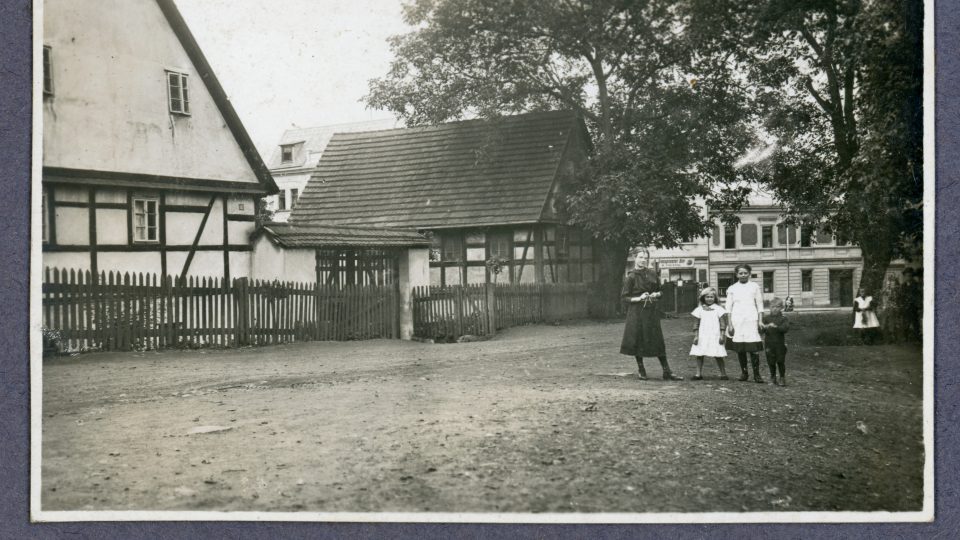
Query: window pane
[
  {"left": 443, "top": 234, "right": 463, "bottom": 261},
  {"left": 800, "top": 228, "right": 812, "bottom": 247},
  {"left": 741, "top": 224, "right": 757, "bottom": 246},
  {"left": 761, "top": 226, "right": 773, "bottom": 248},
  {"left": 717, "top": 273, "right": 736, "bottom": 295},
  {"left": 763, "top": 271, "right": 774, "bottom": 293},
  {"left": 802, "top": 270, "right": 813, "bottom": 292},
  {"left": 724, "top": 226, "right": 736, "bottom": 249}
]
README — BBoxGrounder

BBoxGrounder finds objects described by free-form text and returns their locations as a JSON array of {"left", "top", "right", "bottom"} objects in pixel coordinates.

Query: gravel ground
[{"left": 40, "top": 312, "right": 924, "bottom": 514}]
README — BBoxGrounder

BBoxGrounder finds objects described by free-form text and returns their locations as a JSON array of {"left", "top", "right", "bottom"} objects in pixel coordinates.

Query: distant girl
[
  {"left": 689, "top": 287, "right": 728, "bottom": 380},
  {"left": 853, "top": 287, "right": 881, "bottom": 344},
  {"left": 725, "top": 263, "right": 765, "bottom": 383}
]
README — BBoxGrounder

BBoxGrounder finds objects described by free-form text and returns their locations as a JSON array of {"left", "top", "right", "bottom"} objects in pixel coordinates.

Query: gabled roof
[
  {"left": 267, "top": 118, "right": 403, "bottom": 170},
  {"left": 154, "top": 0, "right": 278, "bottom": 194},
  {"left": 290, "top": 110, "right": 588, "bottom": 229},
  {"left": 259, "top": 223, "right": 430, "bottom": 249}
]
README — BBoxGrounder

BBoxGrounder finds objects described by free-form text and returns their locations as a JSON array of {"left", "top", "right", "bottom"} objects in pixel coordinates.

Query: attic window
[
  {"left": 166, "top": 71, "right": 190, "bottom": 115},
  {"left": 280, "top": 144, "right": 296, "bottom": 164}
]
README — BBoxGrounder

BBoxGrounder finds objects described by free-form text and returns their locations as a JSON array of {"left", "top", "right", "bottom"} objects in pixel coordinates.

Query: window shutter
[
  {"left": 712, "top": 225, "right": 721, "bottom": 246},
  {"left": 741, "top": 224, "right": 757, "bottom": 246},
  {"left": 815, "top": 230, "right": 833, "bottom": 244}
]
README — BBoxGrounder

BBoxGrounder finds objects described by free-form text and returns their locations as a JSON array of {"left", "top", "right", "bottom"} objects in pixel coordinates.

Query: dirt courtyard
[{"left": 40, "top": 312, "right": 924, "bottom": 514}]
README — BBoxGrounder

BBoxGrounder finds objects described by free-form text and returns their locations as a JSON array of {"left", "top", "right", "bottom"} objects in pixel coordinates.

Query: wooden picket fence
[
  {"left": 41, "top": 267, "right": 399, "bottom": 353},
  {"left": 412, "top": 283, "right": 593, "bottom": 339}
]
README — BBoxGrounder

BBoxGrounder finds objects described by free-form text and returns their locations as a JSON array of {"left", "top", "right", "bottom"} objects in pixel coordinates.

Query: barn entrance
[{"left": 315, "top": 248, "right": 400, "bottom": 286}]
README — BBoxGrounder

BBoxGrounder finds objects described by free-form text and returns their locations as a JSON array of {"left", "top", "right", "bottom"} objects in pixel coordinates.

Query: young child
[
  {"left": 762, "top": 297, "right": 791, "bottom": 386},
  {"left": 853, "top": 287, "right": 881, "bottom": 344},
  {"left": 689, "top": 287, "right": 728, "bottom": 380}
]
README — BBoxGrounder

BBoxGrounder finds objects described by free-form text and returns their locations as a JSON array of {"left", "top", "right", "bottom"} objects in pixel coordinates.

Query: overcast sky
[{"left": 175, "top": 0, "right": 411, "bottom": 156}]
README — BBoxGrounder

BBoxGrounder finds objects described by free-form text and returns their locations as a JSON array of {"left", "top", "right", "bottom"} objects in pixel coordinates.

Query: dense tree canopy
[{"left": 367, "top": 0, "right": 923, "bottom": 302}]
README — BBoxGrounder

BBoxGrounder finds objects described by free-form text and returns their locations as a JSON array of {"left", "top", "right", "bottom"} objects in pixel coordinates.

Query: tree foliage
[
  {"left": 703, "top": 0, "right": 924, "bottom": 292},
  {"left": 367, "top": 0, "right": 758, "bottom": 253}
]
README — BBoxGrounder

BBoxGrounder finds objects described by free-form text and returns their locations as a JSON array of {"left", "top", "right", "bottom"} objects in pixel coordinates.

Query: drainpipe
[{"left": 785, "top": 225, "right": 791, "bottom": 298}]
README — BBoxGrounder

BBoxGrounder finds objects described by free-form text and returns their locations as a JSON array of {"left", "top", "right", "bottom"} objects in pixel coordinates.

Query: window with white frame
[
  {"left": 166, "top": 71, "right": 190, "bottom": 115},
  {"left": 280, "top": 144, "right": 295, "bottom": 164},
  {"left": 132, "top": 198, "right": 159, "bottom": 242},
  {"left": 43, "top": 46, "right": 54, "bottom": 96}
]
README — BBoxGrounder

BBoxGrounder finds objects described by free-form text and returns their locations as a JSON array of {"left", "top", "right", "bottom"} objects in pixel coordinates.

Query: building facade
[
  {"left": 41, "top": 0, "right": 277, "bottom": 280},
  {"left": 289, "top": 110, "right": 601, "bottom": 286},
  {"left": 265, "top": 118, "right": 402, "bottom": 222},
  {"left": 639, "top": 194, "right": 867, "bottom": 308}
]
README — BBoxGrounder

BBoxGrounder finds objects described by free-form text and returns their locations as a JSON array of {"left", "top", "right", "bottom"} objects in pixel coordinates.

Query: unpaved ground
[{"left": 41, "top": 313, "right": 924, "bottom": 513}]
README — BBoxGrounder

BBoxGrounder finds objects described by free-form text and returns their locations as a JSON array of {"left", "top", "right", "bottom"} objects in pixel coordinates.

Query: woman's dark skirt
[
  {"left": 728, "top": 340, "right": 764, "bottom": 353},
  {"left": 619, "top": 304, "right": 666, "bottom": 357}
]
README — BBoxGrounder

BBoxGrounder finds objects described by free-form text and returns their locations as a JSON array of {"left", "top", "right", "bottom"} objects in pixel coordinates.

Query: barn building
[
  {"left": 289, "top": 110, "right": 602, "bottom": 286},
  {"left": 41, "top": 0, "right": 277, "bottom": 281}
]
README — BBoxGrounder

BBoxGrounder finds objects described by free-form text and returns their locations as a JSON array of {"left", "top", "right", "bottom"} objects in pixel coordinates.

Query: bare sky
[{"left": 175, "top": 0, "right": 411, "bottom": 156}]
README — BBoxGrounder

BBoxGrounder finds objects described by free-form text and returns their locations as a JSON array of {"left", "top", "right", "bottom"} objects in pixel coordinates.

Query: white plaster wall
[
  {"left": 97, "top": 252, "right": 162, "bottom": 276},
  {"left": 197, "top": 200, "right": 224, "bottom": 246},
  {"left": 95, "top": 188, "right": 126, "bottom": 204},
  {"left": 43, "top": 0, "right": 259, "bottom": 184},
  {"left": 227, "top": 221, "right": 256, "bottom": 246},
  {"left": 250, "top": 236, "right": 284, "bottom": 281},
  {"left": 227, "top": 195, "right": 256, "bottom": 215},
  {"left": 96, "top": 209, "right": 128, "bottom": 244},
  {"left": 281, "top": 249, "right": 315, "bottom": 284},
  {"left": 166, "top": 192, "right": 212, "bottom": 206},
  {"left": 43, "top": 252, "right": 91, "bottom": 273},
  {"left": 230, "top": 252, "right": 252, "bottom": 280},
  {"left": 165, "top": 212, "right": 204, "bottom": 245},
  {"left": 53, "top": 185, "right": 87, "bottom": 203},
  {"left": 178, "top": 252, "right": 225, "bottom": 279},
  {"left": 55, "top": 207, "right": 89, "bottom": 244}
]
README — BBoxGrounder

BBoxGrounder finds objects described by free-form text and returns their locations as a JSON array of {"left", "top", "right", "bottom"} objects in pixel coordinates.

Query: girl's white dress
[
  {"left": 724, "top": 280, "right": 764, "bottom": 343},
  {"left": 690, "top": 305, "right": 728, "bottom": 357},
  {"left": 854, "top": 296, "right": 880, "bottom": 328}
]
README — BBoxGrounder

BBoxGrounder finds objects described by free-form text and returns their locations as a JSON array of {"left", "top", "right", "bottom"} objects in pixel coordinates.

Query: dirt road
[{"left": 41, "top": 313, "right": 924, "bottom": 513}]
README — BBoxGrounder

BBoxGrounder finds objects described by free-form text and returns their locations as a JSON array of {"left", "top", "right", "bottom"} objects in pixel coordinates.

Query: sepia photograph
[{"left": 31, "top": 0, "right": 932, "bottom": 523}]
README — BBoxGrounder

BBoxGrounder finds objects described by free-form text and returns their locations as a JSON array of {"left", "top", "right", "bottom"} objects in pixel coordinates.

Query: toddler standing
[
  {"left": 762, "top": 297, "right": 791, "bottom": 386},
  {"left": 690, "top": 287, "right": 728, "bottom": 380}
]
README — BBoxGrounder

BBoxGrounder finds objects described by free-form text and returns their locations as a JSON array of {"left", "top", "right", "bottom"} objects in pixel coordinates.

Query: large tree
[
  {"left": 366, "top": 0, "right": 757, "bottom": 308},
  {"left": 700, "top": 0, "right": 924, "bottom": 295}
]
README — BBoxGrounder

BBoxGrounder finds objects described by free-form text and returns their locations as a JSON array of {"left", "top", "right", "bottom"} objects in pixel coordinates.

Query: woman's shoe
[
  {"left": 738, "top": 370, "right": 749, "bottom": 381},
  {"left": 638, "top": 373, "right": 648, "bottom": 381},
  {"left": 753, "top": 373, "right": 765, "bottom": 383}
]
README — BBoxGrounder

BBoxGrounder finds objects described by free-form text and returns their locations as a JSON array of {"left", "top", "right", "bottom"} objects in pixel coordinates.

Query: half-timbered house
[
  {"left": 290, "top": 110, "right": 600, "bottom": 286},
  {"left": 41, "top": 0, "right": 277, "bottom": 281}
]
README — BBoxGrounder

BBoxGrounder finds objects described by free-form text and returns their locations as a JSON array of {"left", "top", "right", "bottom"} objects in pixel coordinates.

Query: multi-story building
[
  {"left": 41, "top": 0, "right": 277, "bottom": 280},
  {"left": 265, "top": 118, "right": 402, "bottom": 222},
  {"left": 642, "top": 193, "right": 871, "bottom": 308}
]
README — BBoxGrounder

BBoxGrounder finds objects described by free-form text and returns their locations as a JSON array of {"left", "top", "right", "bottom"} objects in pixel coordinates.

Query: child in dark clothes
[{"left": 762, "top": 297, "right": 791, "bottom": 386}]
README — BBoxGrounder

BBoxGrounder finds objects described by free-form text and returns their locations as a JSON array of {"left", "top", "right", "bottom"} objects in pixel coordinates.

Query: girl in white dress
[
  {"left": 690, "top": 287, "right": 728, "bottom": 380},
  {"left": 724, "top": 263, "right": 766, "bottom": 383},
  {"left": 853, "top": 287, "right": 881, "bottom": 344}
]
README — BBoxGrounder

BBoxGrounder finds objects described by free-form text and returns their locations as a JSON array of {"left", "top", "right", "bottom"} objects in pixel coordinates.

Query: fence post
[
  {"left": 234, "top": 277, "right": 249, "bottom": 346},
  {"left": 455, "top": 286, "right": 464, "bottom": 337},
  {"left": 485, "top": 283, "right": 496, "bottom": 336}
]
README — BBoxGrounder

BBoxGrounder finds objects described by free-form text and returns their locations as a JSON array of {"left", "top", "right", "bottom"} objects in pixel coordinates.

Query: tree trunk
[{"left": 591, "top": 239, "right": 630, "bottom": 318}]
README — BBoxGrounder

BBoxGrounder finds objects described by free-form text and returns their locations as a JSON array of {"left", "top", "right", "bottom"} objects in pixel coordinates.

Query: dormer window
[
  {"left": 166, "top": 71, "right": 190, "bottom": 115},
  {"left": 280, "top": 144, "right": 296, "bottom": 164}
]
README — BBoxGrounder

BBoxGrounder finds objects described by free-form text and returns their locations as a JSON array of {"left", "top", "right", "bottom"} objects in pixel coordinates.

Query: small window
[
  {"left": 166, "top": 71, "right": 190, "bottom": 115},
  {"left": 43, "top": 46, "right": 54, "bottom": 96},
  {"left": 800, "top": 227, "right": 812, "bottom": 247},
  {"left": 280, "top": 144, "right": 295, "bottom": 164},
  {"left": 488, "top": 232, "right": 511, "bottom": 260},
  {"left": 290, "top": 188, "right": 299, "bottom": 207},
  {"left": 132, "top": 198, "right": 159, "bottom": 242},
  {"left": 763, "top": 271, "right": 774, "bottom": 293},
  {"left": 442, "top": 233, "right": 463, "bottom": 262},
  {"left": 724, "top": 225, "right": 737, "bottom": 249},
  {"left": 761, "top": 226, "right": 773, "bottom": 248},
  {"left": 277, "top": 192, "right": 287, "bottom": 211},
  {"left": 740, "top": 224, "right": 757, "bottom": 246},
  {"left": 777, "top": 224, "right": 797, "bottom": 245},
  {"left": 717, "top": 272, "right": 736, "bottom": 296},
  {"left": 802, "top": 270, "right": 813, "bottom": 292}
]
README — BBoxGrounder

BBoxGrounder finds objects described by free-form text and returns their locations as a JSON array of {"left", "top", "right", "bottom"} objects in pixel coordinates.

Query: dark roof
[
  {"left": 260, "top": 223, "right": 430, "bottom": 248},
  {"left": 155, "top": 0, "right": 278, "bottom": 195},
  {"left": 290, "top": 110, "right": 587, "bottom": 229}
]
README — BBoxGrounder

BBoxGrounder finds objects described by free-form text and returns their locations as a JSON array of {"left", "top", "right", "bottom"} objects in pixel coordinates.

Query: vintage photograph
[{"left": 33, "top": 0, "right": 930, "bottom": 521}]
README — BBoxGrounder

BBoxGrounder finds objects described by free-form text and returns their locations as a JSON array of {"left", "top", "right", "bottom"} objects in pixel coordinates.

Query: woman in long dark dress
[{"left": 619, "top": 255, "right": 683, "bottom": 381}]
